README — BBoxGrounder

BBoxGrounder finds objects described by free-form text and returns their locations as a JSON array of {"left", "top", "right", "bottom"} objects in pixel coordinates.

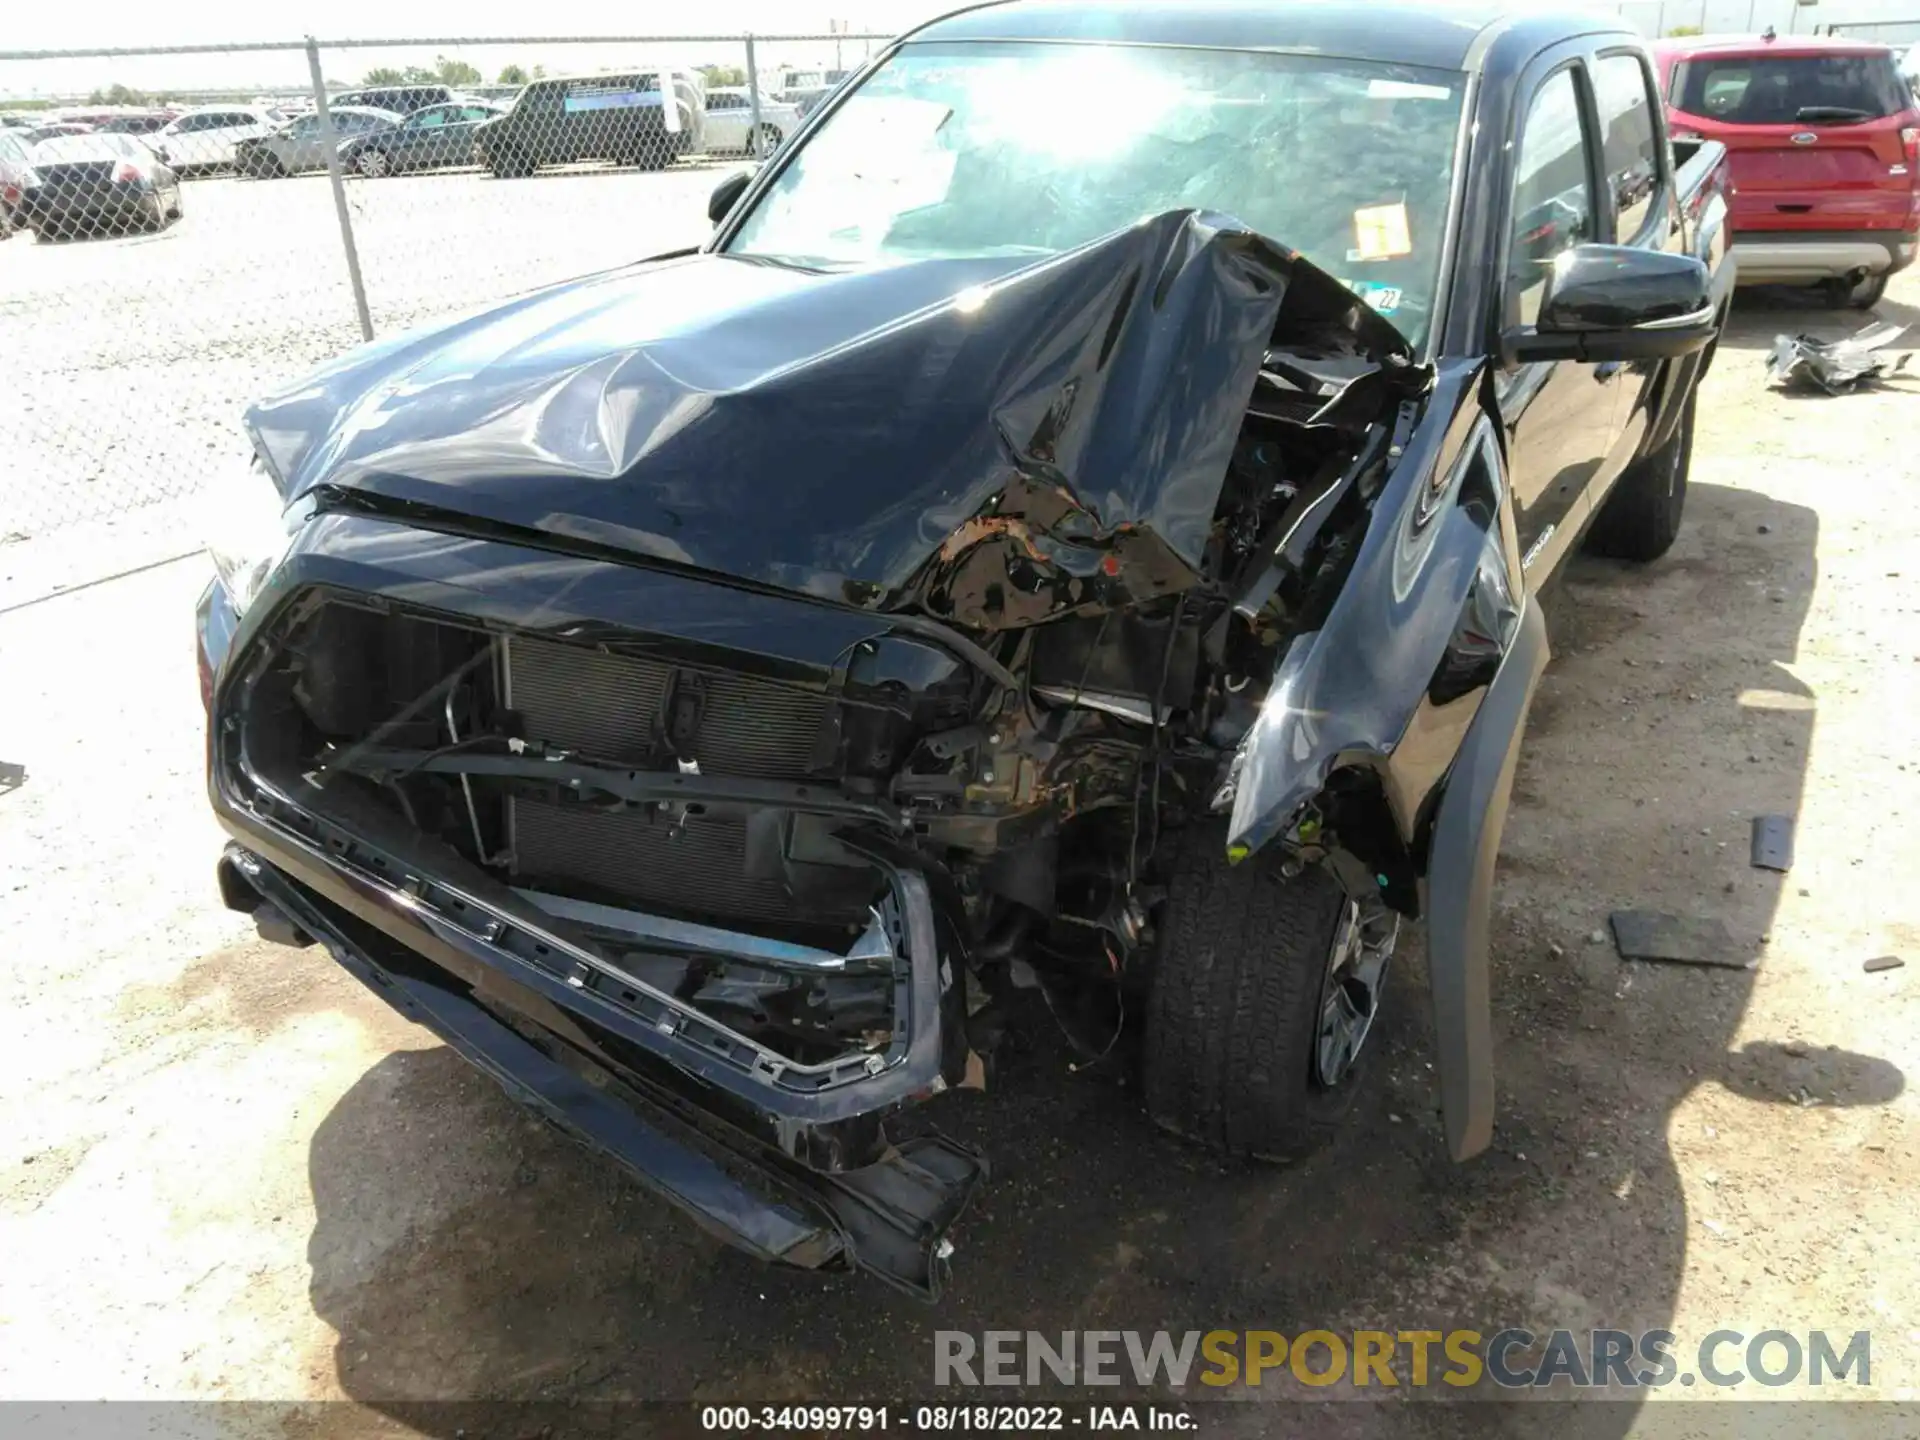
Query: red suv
[{"left": 1653, "top": 33, "right": 1919, "bottom": 307}]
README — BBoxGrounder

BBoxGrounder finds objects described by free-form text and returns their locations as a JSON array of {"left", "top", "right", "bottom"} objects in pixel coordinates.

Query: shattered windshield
[{"left": 725, "top": 40, "right": 1466, "bottom": 347}]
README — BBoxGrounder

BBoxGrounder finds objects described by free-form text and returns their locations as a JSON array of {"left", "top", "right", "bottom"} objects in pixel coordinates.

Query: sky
[
  {"left": 2, "top": 0, "right": 1912, "bottom": 101},
  {"left": 0, "top": 1, "right": 950, "bottom": 99}
]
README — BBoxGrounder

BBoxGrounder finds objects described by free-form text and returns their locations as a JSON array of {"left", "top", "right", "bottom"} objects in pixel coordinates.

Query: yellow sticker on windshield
[{"left": 1353, "top": 202, "right": 1413, "bottom": 261}]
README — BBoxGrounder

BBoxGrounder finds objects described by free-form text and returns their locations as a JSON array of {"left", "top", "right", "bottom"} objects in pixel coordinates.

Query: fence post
[
  {"left": 746, "top": 33, "right": 764, "bottom": 161},
  {"left": 305, "top": 36, "right": 374, "bottom": 343}
]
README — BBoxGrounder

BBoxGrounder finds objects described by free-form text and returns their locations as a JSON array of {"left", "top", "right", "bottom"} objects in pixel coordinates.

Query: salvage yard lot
[
  {"left": 3, "top": 224, "right": 1920, "bottom": 1434},
  {"left": 0, "top": 166, "right": 720, "bottom": 542}
]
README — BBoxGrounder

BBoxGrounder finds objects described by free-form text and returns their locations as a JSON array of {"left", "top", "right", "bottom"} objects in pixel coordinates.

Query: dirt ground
[{"left": 2, "top": 274, "right": 1918, "bottom": 1436}]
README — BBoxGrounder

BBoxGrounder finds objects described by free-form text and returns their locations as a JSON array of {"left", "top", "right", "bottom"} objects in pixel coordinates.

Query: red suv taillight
[{"left": 1903, "top": 126, "right": 1919, "bottom": 164}]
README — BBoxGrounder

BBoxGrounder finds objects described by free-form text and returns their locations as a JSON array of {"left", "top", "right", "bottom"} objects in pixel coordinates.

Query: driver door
[{"left": 1495, "top": 58, "right": 1620, "bottom": 581}]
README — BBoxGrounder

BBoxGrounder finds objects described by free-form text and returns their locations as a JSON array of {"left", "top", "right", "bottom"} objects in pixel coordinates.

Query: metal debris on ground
[
  {"left": 1749, "top": 814, "right": 1795, "bottom": 872},
  {"left": 1609, "top": 910, "right": 1753, "bottom": 970},
  {"left": 1766, "top": 322, "right": 1912, "bottom": 395},
  {"left": 1863, "top": 955, "right": 1906, "bottom": 974}
]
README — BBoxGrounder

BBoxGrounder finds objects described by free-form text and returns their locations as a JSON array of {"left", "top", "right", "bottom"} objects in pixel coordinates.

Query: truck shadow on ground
[{"left": 303, "top": 479, "right": 1900, "bottom": 1435}]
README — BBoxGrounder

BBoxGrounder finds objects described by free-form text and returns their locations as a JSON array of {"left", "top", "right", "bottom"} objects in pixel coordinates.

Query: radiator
[
  {"left": 503, "top": 635, "right": 832, "bottom": 776},
  {"left": 501, "top": 636, "right": 844, "bottom": 926}
]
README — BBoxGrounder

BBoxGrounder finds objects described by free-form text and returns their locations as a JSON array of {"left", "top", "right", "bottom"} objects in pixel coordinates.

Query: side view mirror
[
  {"left": 1507, "top": 244, "right": 1716, "bottom": 365},
  {"left": 708, "top": 169, "right": 752, "bottom": 226}
]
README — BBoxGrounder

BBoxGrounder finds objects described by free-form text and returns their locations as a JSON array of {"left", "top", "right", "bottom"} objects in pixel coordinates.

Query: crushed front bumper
[
  {"left": 198, "top": 518, "right": 987, "bottom": 1295},
  {"left": 205, "top": 579, "right": 983, "bottom": 1293},
  {"left": 219, "top": 821, "right": 985, "bottom": 1297}
]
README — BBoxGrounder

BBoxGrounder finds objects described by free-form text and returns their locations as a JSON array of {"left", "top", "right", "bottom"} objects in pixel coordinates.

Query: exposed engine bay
[{"left": 232, "top": 303, "right": 1426, "bottom": 1079}]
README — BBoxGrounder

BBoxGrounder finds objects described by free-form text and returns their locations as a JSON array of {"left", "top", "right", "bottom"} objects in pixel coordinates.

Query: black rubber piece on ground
[
  {"left": 1586, "top": 389, "right": 1694, "bottom": 563},
  {"left": 1609, "top": 909, "right": 1749, "bottom": 969},
  {"left": 1143, "top": 828, "right": 1355, "bottom": 1162},
  {"left": 1826, "top": 273, "right": 1888, "bottom": 310},
  {"left": 1750, "top": 814, "right": 1795, "bottom": 872}
]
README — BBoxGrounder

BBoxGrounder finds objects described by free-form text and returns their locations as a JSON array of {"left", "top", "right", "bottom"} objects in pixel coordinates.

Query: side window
[
  {"left": 1594, "top": 53, "right": 1661, "bottom": 241},
  {"left": 414, "top": 108, "right": 448, "bottom": 129},
  {"left": 1508, "top": 67, "right": 1596, "bottom": 329}
]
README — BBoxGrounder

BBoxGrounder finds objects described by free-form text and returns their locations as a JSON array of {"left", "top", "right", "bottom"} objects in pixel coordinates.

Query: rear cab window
[
  {"left": 1506, "top": 66, "right": 1597, "bottom": 328},
  {"left": 1594, "top": 52, "right": 1665, "bottom": 241}
]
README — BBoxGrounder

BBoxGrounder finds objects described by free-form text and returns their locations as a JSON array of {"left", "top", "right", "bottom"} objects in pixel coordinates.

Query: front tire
[
  {"left": 1585, "top": 389, "right": 1694, "bottom": 562},
  {"left": 357, "top": 148, "right": 390, "bottom": 179},
  {"left": 1144, "top": 831, "right": 1392, "bottom": 1162}
]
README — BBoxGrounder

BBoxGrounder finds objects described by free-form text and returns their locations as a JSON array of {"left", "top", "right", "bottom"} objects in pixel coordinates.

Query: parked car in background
[
  {"left": 94, "top": 110, "right": 178, "bottom": 139},
  {"left": 1654, "top": 32, "right": 1920, "bottom": 307},
  {"left": 331, "top": 85, "right": 456, "bottom": 117},
  {"left": 22, "top": 122, "right": 94, "bottom": 145},
  {"left": 58, "top": 106, "right": 178, "bottom": 131},
  {"left": 0, "top": 128, "right": 32, "bottom": 238},
  {"left": 783, "top": 71, "right": 860, "bottom": 120},
  {"left": 153, "top": 105, "right": 285, "bottom": 173},
  {"left": 701, "top": 87, "right": 801, "bottom": 155},
  {"left": 781, "top": 86, "right": 833, "bottom": 118},
  {"left": 473, "top": 69, "right": 705, "bottom": 176},
  {"left": 235, "top": 107, "right": 402, "bottom": 178},
  {"left": 17, "top": 131, "right": 181, "bottom": 239},
  {"left": 338, "top": 101, "right": 504, "bottom": 177}
]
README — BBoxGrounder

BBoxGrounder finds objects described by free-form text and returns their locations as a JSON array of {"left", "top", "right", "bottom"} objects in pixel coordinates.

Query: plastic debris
[
  {"left": 1610, "top": 910, "right": 1752, "bottom": 969},
  {"left": 1863, "top": 955, "right": 1905, "bottom": 974},
  {"left": 1766, "top": 322, "right": 1912, "bottom": 395}
]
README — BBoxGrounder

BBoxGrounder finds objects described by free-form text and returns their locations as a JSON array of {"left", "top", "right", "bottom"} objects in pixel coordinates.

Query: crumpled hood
[{"left": 250, "top": 210, "right": 1407, "bottom": 612}]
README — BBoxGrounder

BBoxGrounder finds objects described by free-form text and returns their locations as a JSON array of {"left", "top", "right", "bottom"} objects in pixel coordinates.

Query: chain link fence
[
  {"left": 1820, "top": 18, "right": 1920, "bottom": 44},
  {"left": 0, "top": 32, "right": 887, "bottom": 593}
]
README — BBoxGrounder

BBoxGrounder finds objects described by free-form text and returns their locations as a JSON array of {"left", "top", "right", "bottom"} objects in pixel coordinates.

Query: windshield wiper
[{"left": 1794, "top": 105, "right": 1874, "bottom": 124}]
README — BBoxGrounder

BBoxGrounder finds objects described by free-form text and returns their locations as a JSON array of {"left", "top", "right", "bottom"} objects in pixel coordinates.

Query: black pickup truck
[{"left": 197, "top": 0, "right": 1732, "bottom": 1297}]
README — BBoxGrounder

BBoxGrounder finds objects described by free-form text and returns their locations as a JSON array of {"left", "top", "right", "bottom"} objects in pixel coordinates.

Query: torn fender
[
  {"left": 1225, "top": 363, "right": 1514, "bottom": 858},
  {"left": 1423, "top": 596, "right": 1548, "bottom": 1160}
]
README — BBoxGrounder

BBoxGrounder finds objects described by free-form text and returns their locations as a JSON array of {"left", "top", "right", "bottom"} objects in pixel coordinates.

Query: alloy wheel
[{"left": 1313, "top": 896, "right": 1398, "bottom": 1088}]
